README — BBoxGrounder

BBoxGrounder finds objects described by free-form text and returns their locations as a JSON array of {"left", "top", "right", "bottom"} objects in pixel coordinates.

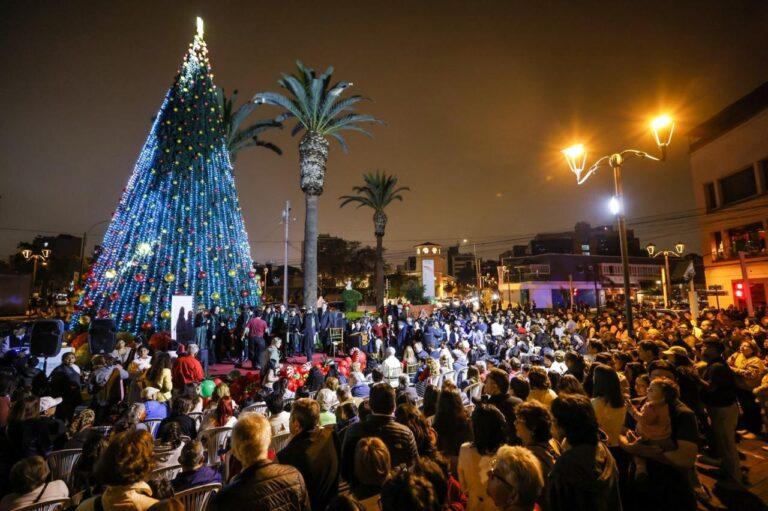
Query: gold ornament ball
[
  {"left": 211, "top": 292, "right": 220, "bottom": 300},
  {"left": 228, "top": 269, "right": 236, "bottom": 277},
  {"left": 79, "top": 315, "right": 91, "bottom": 326},
  {"left": 161, "top": 310, "right": 171, "bottom": 319},
  {"left": 139, "top": 294, "right": 151, "bottom": 304},
  {"left": 164, "top": 273, "right": 175, "bottom": 283},
  {"left": 147, "top": 310, "right": 155, "bottom": 317}
]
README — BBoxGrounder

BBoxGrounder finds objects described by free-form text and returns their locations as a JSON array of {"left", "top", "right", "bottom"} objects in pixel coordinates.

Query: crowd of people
[{"left": 0, "top": 298, "right": 766, "bottom": 511}]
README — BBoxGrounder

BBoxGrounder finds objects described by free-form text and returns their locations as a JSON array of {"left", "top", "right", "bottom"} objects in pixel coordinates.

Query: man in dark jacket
[
  {"left": 209, "top": 413, "right": 310, "bottom": 511},
  {"left": 341, "top": 383, "right": 418, "bottom": 490},
  {"left": 547, "top": 394, "right": 622, "bottom": 511},
  {"left": 278, "top": 398, "right": 340, "bottom": 511},
  {"left": 483, "top": 368, "right": 523, "bottom": 444}
]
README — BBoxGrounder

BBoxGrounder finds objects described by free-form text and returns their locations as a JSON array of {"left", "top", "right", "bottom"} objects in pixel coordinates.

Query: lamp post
[
  {"left": 562, "top": 114, "right": 674, "bottom": 337},
  {"left": 646, "top": 242, "right": 685, "bottom": 308},
  {"left": 22, "top": 246, "right": 52, "bottom": 294}
]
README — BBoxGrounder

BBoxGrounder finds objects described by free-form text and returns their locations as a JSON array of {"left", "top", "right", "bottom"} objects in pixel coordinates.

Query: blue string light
[{"left": 70, "top": 23, "right": 261, "bottom": 333}]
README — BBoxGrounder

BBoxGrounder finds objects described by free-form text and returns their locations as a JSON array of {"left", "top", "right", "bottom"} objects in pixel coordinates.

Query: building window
[
  {"left": 761, "top": 158, "right": 768, "bottom": 192},
  {"left": 581, "top": 244, "right": 590, "bottom": 255},
  {"left": 720, "top": 167, "right": 757, "bottom": 206},
  {"left": 704, "top": 182, "right": 717, "bottom": 211},
  {"left": 728, "top": 222, "right": 766, "bottom": 256}
]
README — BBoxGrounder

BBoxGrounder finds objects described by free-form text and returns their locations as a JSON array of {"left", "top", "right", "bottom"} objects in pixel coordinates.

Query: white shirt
[
  {"left": 491, "top": 322, "right": 504, "bottom": 337},
  {"left": 458, "top": 443, "right": 497, "bottom": 511},
  {"left": 550, "top": 361, "right": 568, "bottom": 374},
  {"left": 269, "top": 411, "right": 291, "bottom": 435}
]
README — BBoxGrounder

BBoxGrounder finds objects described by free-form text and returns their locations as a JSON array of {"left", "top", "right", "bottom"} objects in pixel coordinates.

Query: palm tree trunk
[
  {"left": 376, "top": 233, "right": 384, "bottom": 309},
  {"left": 303, "top": 193, "right": 319, "bottom": 309},
  {"left": 299, "top": 131, "right": 328, "bottom": 309}
]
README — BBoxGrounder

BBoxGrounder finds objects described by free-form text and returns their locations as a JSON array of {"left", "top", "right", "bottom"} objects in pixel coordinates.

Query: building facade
[
  {"left": 689, "top": 81, "right": 768, "bottom": 309},
  {"left": 497, "top": 253, "right": 663, "bottom": 309}
]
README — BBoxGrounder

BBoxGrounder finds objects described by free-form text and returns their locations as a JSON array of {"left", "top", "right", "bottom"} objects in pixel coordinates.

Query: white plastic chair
[
  {"left": 15, "top": 498, "right": 70, "bottom": 511},
  {"left": 143, "top": 419, "right": 163, "bottom": 438},
  {"left": 47, "top": 448, "right": 82, "bottom": 490},
  {"left": 200, "top": 426, "right": 233, "bottom": 465},
  {"left": 240, "top": 402, "right": 268, "bottom": 416},
  {"left": 174, "top": 482, "right": 222, "bottom": 510},
  {"left": 270, "top": 431, "right": 291, "bottom": 454},
  {"left": 150, "top": 463, "right": 182, "bottom": 481}
]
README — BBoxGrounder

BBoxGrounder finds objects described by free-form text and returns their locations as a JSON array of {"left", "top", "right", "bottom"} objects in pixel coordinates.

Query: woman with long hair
[
  {"left": 433, "top": 382, "right": 472, "bottom": 471},
  {"left": 143, "top": 352, "right": 173, "bottom": 402},
  {"left": 457, "top": 403, "right": 507, "bottom": 511},
  {"left": 394, "top": 403, "right": 436, "bottom": 457}
]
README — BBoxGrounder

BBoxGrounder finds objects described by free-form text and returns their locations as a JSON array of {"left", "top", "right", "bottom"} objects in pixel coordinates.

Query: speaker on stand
[
  {"left": 30, "top": 319, "right": 64, "bottom": 375},
  {"left": 89, "top": 318, "right": 117, "bottom": 355}
]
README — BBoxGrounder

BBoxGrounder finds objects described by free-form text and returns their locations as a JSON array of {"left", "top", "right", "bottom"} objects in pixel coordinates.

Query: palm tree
[
  {"left": 254, "top": 61, "right": 382, "bottom": 308},
  {"left": 216, "top": 88, "right": 283, "bottom": 163},
  {"left": 340, "top": 172, "right": 409, "bottom": 308}
]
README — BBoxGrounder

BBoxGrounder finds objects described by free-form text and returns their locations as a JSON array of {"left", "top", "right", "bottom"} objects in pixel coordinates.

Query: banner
[
  {"left": 422, "top": 259, "right": 435, "bottom": 298},
  {"left": 171, "top": 295, "right": 195, "bottom": 342}
]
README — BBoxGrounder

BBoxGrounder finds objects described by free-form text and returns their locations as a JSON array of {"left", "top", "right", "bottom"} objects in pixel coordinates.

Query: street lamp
[
  {"left": 22, "top": 245, "right": 52, "bottom": 294},
  {"left": 645, "top": 242, "right": 685, "bottom": 308},
  {"left": 562, "top": 114, "right": 675, "bottom": 337}
]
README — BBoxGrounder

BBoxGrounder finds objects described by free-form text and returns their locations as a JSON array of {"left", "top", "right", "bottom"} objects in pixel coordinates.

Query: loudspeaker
[
  {"left": 89, "top": 318, "right": 117, "bottom": 355},
  {"left": 30, "top": 320, "right": 64, "bottom": 357}
]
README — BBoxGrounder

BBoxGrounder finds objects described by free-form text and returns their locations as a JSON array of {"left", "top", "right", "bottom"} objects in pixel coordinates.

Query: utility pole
[
  {"left": 473, "top": 243, "right": 482, "bottom": 292},
  {"left": 282, "top": 201, "right": 291, "bottom": 307}
]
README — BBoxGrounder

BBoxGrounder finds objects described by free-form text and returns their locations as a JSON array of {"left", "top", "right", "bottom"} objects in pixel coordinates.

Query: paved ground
[{"left": 696, "top": 437, "right": 768, "bottom": 510}]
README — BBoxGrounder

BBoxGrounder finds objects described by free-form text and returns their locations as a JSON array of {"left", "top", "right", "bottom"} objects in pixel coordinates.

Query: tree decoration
[{"left": 69, "top": 18, "right": 259, "bottom": 333}]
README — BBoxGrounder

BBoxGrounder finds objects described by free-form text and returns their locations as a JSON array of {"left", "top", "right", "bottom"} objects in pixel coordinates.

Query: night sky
[{"left": 2, "top": 1, "right": 768, "bottom": 267}]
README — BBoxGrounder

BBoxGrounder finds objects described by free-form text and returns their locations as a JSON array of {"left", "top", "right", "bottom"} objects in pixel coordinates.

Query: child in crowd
[{"left": 626, "top": 377, "right": 677, "bottom": 479}]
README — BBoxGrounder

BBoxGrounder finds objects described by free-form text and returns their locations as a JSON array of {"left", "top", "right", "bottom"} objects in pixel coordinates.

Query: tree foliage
[{"left": 216, "top": 88, "right": 283, "bottom": 162}]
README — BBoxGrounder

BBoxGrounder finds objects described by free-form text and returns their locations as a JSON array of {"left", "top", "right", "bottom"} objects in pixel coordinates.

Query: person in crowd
[
  {"left": 171, "top": 440, "right": 222, "bottom": 491},
  {"left": 278, "top": 398, "right": 340, "bottom": 510},
  {"left": 379, "top": 468, "right": 439, "bottom": 511},
  {"left": 421, "top": 384, "right": 440, "bottom": 419},
  {"left": 141, "top": 387, "right": 169, "bottom": 421},
  {"left": 335, "top": 400, "right": 360, "bottom": 443},
  {"left": 71, "top": 431, "right": 109, "bottom": 497},
  {"left": 394, "top": 402, "right": 437, "bottom": 457},
  {"left": 208, "top": 413, "right": 311, "bottom": 511},
  {"left": 155, "top": 421, "right": 185, "bottom": 469},
  {"left": 483, "top": 368, "right": 522, "bottom": 444},
  {"left": 526, "top": 366, "right": 557, "bottom": 408},
  {"left": 0, "top": 455, "right": 69, "bottom": 511},
  {"left": 158, "top": 396, "right": 197, "bottom": 439},
  {"left": 116, "top": 402, "right": 147, "bottom": 432},
  {"left": 316, "top": 388, "right": 338, "bottom": 426},
  {"left": 341, "top": 383, "right": 419, "bottom": 488},
  {"left": 727, "top": 338, "right": 766, "bottom": 435},
  {"left": 6, "top": 395, "right": 66, "bottom": 462},
  {"left": 413, "top": 454, "right": 467, "bottom": 511},
  {"left": 590, "top": 364, "right": 629, "bottom": 500},
  {"left": 514, "top": 401, "right": 561, "bottom": 478},
  {"left": 351, "top": 437, "right": 391, "bottom": 510},
  {"left": 144, "top": 352, "right": 173, "bottom": 402},
  {"left": 129, "top": 344, "right": 153, "bottom": 374},
  {"left": 48, "top": 351, "right": 82, "bottom": 421},
  {"left": 265, "top": 391, "right": 290, "bottom": 435},
  {"left": 458, "top": 403, "right": 507, "bottom": 511},
  {"left": 349, "top": 372, "right": 371, "bottom": 399},
  {"left": 64, "top": 408, "right": 96, "bottom": 449},
  {"left": 485, "top": 445, "right": 545, "bottom": 511},
  {"left": 201, "top": 395, "right": 237, "bottom": 432},
  {"left": 698, "top": 338, "right": 742, "bottom": 483},
  {"left": 547, "top": 394, "right": 622, "bottom": 511},
  {"left": 556, "top": 374, "right": 586, "bottom": 397},
  {"left": 433, "top": 382, "right": 473, "bottom": 469},
  {"left": 77, "top": 429, "right": 158, "bottom": 511},
  {"left": 172, "top": 344, "right": 204, "bottom": 388},
  {"left": 625, "top": 377, "right": 677, "bottom": 480}
]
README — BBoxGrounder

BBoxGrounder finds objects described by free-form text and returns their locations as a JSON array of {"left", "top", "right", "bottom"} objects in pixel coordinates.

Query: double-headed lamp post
[
  {"left": 562, "top": 114, "right": 675, "bottom": 337},
  {"left": 646, "top": 242, "right": 685, "bottom": 308},
  {"left": 21, "top": 246, "right": 52, "bottom": 293}
]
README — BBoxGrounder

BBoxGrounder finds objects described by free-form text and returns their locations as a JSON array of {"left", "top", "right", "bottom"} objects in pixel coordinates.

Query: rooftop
[{"left": 689, "top": 80, "right": 768, "bottom": 152}]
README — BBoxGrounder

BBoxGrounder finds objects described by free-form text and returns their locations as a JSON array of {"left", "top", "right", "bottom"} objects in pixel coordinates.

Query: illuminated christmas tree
[{"left": 71, "top": 18, "right": 261, "bottom": 333}]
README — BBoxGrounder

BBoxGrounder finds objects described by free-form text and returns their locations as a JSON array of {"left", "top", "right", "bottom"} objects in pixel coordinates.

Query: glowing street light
[
  {"left": 21, "top": 245, "right": 52, "bottom": 296},
  {"left": 561, "top": 113, "right": 675, "bottom": 337},
  {"left": 645, "top": 241, "right": 685, "bottom": 308}
]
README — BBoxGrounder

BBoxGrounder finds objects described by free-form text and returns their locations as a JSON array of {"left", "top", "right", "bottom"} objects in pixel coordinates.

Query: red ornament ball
[
  {"left": 240, "top": 290, "right": 250, "bottom": 298},
  {"left": 84, "top": 298, "right": 94, "bottom": 308},
  {"left": 109, "top": 292, "right": 120, "bottom": 301},
  {"left": 198, "top": 270, "right": 207, "bottom": 279},
  {"left": 248, "top": 271, "right": 256, "bottom": 278},
  {"left": 134, "top": 274, "right": 145, "bottom": 282},
  {"left": 141, "top": 321, "right": 153, "bottom": 330},
  {"left": 123, "top": 313, "right": 134, "bottom": 322}
]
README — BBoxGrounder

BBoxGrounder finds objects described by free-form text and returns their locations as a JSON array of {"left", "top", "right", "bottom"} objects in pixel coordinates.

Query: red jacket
[{"left": 172, "top": 354, "right": 204, "bottom": 387}]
